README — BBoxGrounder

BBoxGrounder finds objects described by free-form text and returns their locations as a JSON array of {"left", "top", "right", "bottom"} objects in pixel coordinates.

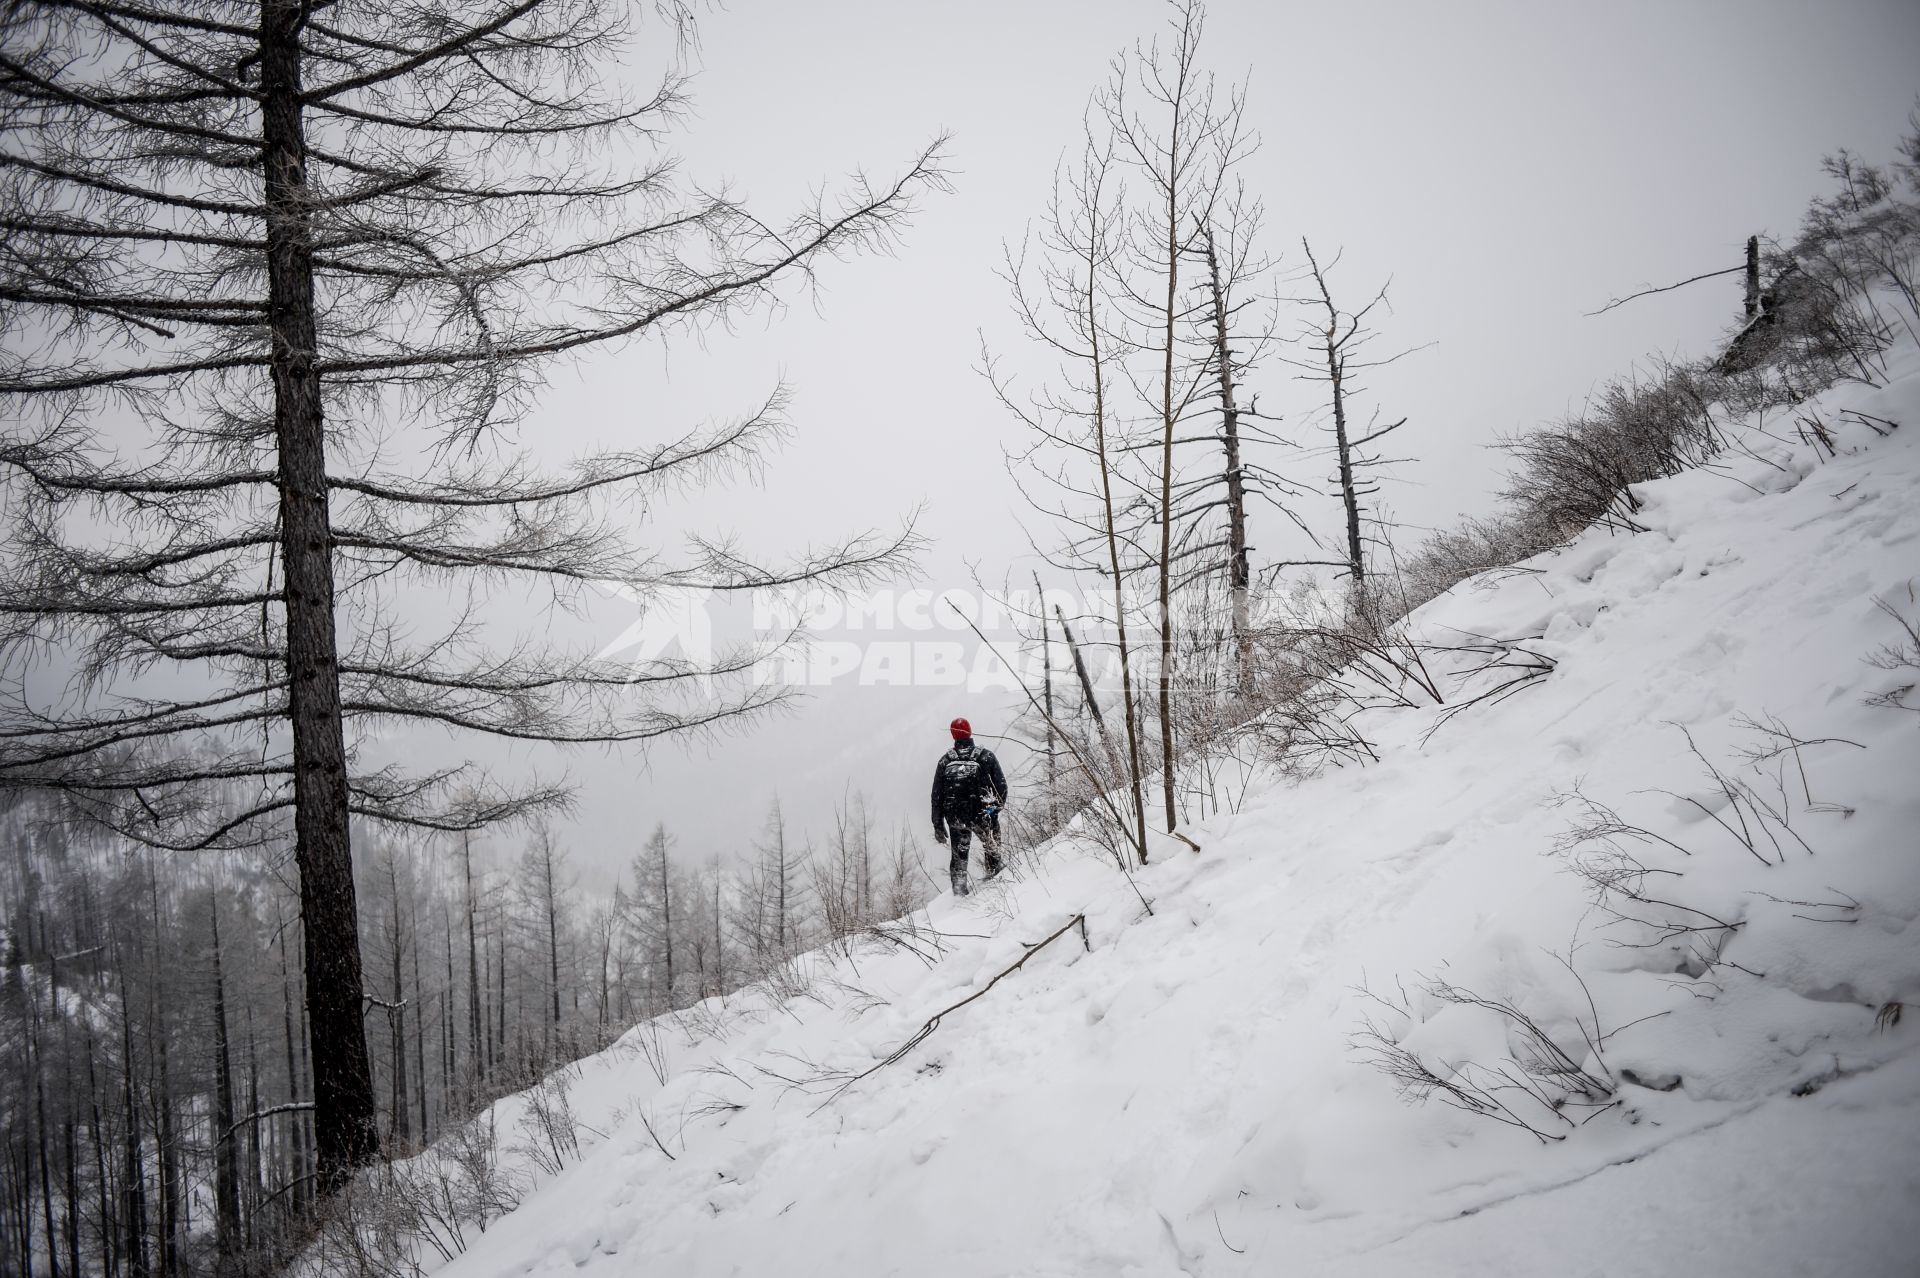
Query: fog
[{"left": 359, "top": 0, "right": 1920, "bottom": 881}]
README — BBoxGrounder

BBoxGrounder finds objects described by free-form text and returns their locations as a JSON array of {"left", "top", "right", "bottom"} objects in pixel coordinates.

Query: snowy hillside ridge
[{"left": 320, "top": 350, "right": 1919, "bottom": 1276}]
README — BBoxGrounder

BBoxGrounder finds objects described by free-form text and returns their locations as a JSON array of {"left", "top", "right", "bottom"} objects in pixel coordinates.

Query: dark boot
[{"left": 949, "top": 828, "right": 972, "bottom": 897}]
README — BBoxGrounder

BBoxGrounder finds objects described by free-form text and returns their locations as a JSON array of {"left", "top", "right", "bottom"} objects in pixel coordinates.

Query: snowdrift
[{"left": 414, "top": 349, "right": 1920, "bottom": 1277}]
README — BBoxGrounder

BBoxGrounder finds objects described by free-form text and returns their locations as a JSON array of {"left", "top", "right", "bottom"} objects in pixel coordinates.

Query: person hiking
[{"left": 930, "top": 717, "right": 1009, "bottom": 897}]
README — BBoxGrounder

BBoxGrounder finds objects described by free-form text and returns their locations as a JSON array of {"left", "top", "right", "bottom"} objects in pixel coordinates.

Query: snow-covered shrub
[
  {"left": 1734, "top": 127, "right": 1919, "bottom": 386},
  {"left": 516, "top": 1069, "right": 582, "bottom": 1175},
  {"left": 1358, "top": 687, "right": 1918, "bottom": 1145},
  {"left": 1378, "top": 514, "right": 1560, "bottom": 620},
  {"left": 1532, "top": 705, "right": 1918, "bottom": 1110},
  {"left": 1353, "top": 970, "right": 1617, "bottom": 1144},
  {"left": 1380, "top": 116, "right": 1920, "bottom": 629},
  {"left": 293, "top": 1111, "right": 523, "bottom": 1278},
  {"left": 1240, "top": 566, "right": 1563, "bottom": 778},
  {"left": 1866, "top": 583, "right": 1920, "bottom": 716},
  {"left": 1494, "top": 362, "right": 1728, "bottom": 540},
  {"left": 1552, "top": 787, "right": 1748, "bottom": 980},
  {"left": 1228, "top": 572, "right": 1547, "bottom": 795},
  {"left": 1382, "top": 356, "right": 1739, "bottom": 623}
]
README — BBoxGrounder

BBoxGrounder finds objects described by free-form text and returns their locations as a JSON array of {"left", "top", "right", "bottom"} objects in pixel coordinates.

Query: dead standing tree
[
  {"left": 1031, "top": 572, "right": 1059, "bottom": 823},
  {"left": 1201, "top": 221, "right": 1256, "bottom": 685},
  {"left": 1101, "top": 0, "right": 1244, "bottom": 835},
  {"left": 1179, "top": 200, "right": 1317, "bottom": 695},
  {"left": 1289, "top": 239, "right": 1415, "bottom": 625},
  {"left": 987, "top": 130, "right": 1152, "bottom": 867},
  {"left": 0, "top": 0, "right": 944, "bottom": 1192},
  {"left": 996, "top": 0, "right": 1278, "bottom": 847}
]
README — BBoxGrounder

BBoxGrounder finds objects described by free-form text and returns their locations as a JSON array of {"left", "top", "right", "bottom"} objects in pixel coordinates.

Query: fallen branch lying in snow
[{"left": 811, "top": 912, "right": 1090, "bottom": 1112}]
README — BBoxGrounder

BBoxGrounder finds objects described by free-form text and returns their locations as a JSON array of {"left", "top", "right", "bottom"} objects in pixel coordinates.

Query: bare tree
[
  {"left": 725, "top": 799, "right": 810, "bottom": 974},
  {"left": 1102, "top": 0, "right": 1250, "bottom": 832},
  {"left": 1184, "top": 206, "right": 1323, "bottom": 688},
  {"left": 460, "top": 832, "right": 484, "bottom": 1098},
  {"left": 1201, "top": 221, "right": 1255, "bottom": 684},
  {"left": 1031, "top": 574, "right": 1060, "bottom": 821},
  {"left": 516, "top": 829, "right": 570, "bottom": 1053},
  {"left": 1288, "top": 240, "right": 1414, "bottom": 622},
  {"left": 0, "top": 0, "right": 944, "bottom": 1190},
  {"left": 990, "top": 129, "right": 1151, "bottom": 865},
  {"left": 625, "top": 823, "right": 677, "bottom": 1010},
  {"left": 997, "top": 0, "right": 1286, "bottom": 845},
  {"left": 812, "top": 791, "right": 879, "bottom": 946}
]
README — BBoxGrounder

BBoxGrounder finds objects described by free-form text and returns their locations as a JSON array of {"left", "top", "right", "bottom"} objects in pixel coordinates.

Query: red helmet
[{"left": 950, "top": 717, "right": 972, "bottom": 740}]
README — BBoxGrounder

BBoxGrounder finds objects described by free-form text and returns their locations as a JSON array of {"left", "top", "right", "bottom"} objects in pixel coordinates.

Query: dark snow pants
[{"left": 947, "top": 814, "right": 1003, "bottom": 891}]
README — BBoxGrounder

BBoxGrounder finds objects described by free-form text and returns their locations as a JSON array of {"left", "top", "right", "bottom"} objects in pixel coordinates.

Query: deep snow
[{"left": 417, "top": 346, "right": 1920, "bottom": 1277}]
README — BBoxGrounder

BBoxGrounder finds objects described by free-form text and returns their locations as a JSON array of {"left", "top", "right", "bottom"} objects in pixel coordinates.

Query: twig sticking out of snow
[
  {"left": 809, "top": 912, "right": 1091, "bottom": 1113},
  {"left": 1352, "top": 972, "right": 1619, "bottom": 1144}
]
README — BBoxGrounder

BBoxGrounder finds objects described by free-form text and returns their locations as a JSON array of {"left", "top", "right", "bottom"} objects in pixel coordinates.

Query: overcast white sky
[{"left": 411, "top": 0, "right": 1920, "bottom": 884}]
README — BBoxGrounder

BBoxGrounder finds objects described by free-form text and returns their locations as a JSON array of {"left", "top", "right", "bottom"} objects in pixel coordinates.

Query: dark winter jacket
[{"left": 930, "top": 739, "right": 1009, "bottom": 837}]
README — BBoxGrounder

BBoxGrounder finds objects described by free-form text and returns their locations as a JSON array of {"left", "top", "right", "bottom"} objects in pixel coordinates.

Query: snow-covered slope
[{"left": 427, "top": 351, "right": 1920, "bottom": 1277}]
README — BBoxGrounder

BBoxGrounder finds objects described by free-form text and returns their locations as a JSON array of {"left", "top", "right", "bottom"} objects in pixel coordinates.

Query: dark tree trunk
[
  {"left": 244, "top": 1011, "right": 263, "bottom": 1251},
  {"left": 411, "top": 895, "right": 428, "bottom": 1141},
  {"left": 775, "top": 823, "right": 787, "bottom": 956},
  {"left": 1156, "top": 211, "right": 1180, "bottom": 836},
  {"left": 388, "top": 896, "right": 409, "bottom": 1149},
  {"left": 1326, "top": 331, "right": 1365, "bottom": 600},
  {"left": 155, "top": 1039, "right": 179, "bottom": 1278},
  {"left": 481, "top": 939, "right": 494, "bottom": 1079},
  {"left": 596, "top": 923, "right": 611, "bottom": 1029},
  {"left": 656, "top": 840, "right": 671, "bottom": 1010},
  {"left": 7, "top": 1132, "right": 29, "bottom": 1278},
  {"left": 1054, "top": 607, "right": 1105, "bottom": 729},
  {"left": 464, "top": 836, "right": 483, "bottom": 1087},
  {"left": 31, "top": 983, "right": 61, "bottom": 1278},
  {"left": 63, "top": 1085, "right": 80, "bottom": 1278},
  {"left": 1034, "top": 573, "right": 1058, "bottom": 817},
  {"left": 275, "top": 916, "right": 307, "bottom": 1219},
  {"left": 437, "top": 988, "right": 450, "bottom": 1120},
  {"left": 84, "top": 1020, "right": 115, "bottom": 1278},
  {"left": 493, "top": 929, "right": 505, "bottom": 1076},
  {"left": 712, "top": 879, "right": 724, "bottom": 995},
  {"left": 257, "top": 0, "right": 378, "bottom": 1192},
  {"left": 145, "top": 870, "right": 179, "bottom": 1278},
  {"left": 210, "top": 905, "right": 241, "bottom": 1264},
  {"left": 61, "top": 1004, "right": 81, "bottom": 1278},
  {"left": 1201, "top": 226, "right": 1252, "bottom": 688},
  {"left": 1085, "top": 265, "right": 1150, "bottom": 866},
  {"left": 443, "top": 913, "right": 456, "bottom": 1108},
  {"left": 543, "top": 843, "right": 563, "bottom": 1040},
  {"left": 118, "top": 968, "right": 147, "bottom": 1278}
]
